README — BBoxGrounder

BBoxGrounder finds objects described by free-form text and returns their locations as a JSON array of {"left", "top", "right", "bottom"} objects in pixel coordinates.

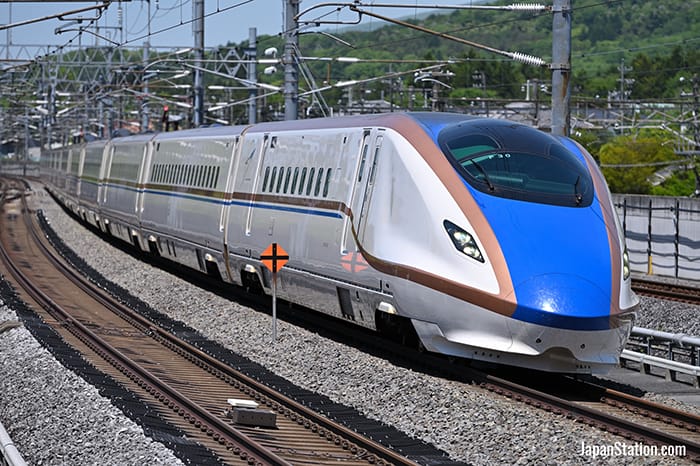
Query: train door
[
  {"left": 219, "top": 136, "right": 242, "bottom": 232},
  {"left": 245, "top": 133, "right": 271, "bottom": 236},
  {"left": 344, "top": 130, "right": 372, "bottom": 252},
  {"left": 76, "top": 146, "right": 86, "bottom": 197},
  {"left": 350, "top": 130, "right": 384, "bottom": 245},
  {"left": 136, "top": 140, "right": 154, "bottom": 218},
  {"left": 219, "top": 135, "right": 242, "bottom": 282},
  {"left": 99, "top": 144, "right": 115, "bottom": 205}
]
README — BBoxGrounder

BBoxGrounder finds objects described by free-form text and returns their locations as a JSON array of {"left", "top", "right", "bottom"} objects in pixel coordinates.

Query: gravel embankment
[
  {"left": 635, "top": 293, "right": 700, "bottom": 336},
  {"left": 0, "top": 302, "right": 184, "bottom": 466},
  {"left": 1, "top": 185, "right": 697, "bottom": 466}
]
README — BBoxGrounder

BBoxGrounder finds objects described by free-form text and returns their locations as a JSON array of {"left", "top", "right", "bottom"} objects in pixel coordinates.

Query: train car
[
  {"left": 139, "top": 125, "right": 246, "bottom": 274},
  {"left": 97, "top": 132, "right": 156, "bottom": 246},
  {"left": 44, "top": 112, "right": 638, "bottom": 373},
  {"left": 65, "top": 144, "right": 82, "bottom": 215},
  {"left": 77, "top": 139, "right": 109, "bottom": 229},
  {"left": 42, "top": 144, "right": 79, "bottom": 212}
]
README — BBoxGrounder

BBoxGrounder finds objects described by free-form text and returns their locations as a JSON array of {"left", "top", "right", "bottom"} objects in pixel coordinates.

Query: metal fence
[
  {"left": 613, "top": 194, "right": 700, "bottom": 281},
  {"left": 622, "top": 326, "right": 700, "bottom": 387}
]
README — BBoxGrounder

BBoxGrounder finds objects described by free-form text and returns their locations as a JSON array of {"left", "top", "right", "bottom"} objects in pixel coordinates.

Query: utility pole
[
  {"left": 247, "top": 28, "right": 258, "bottom": 124},
  {"left": 551, "top": 0, "right": 571, "bottom": 136},
  {"left": 284, "top": 0, "right": 300, "bottom": 120},
  {"left": 141, "top": 40, "right": 150, "bottom": 132},
  {"left": 693, "top": 73, "right": 699, "bottom": 149},
  {"left": 617, "top": 58, "right": 633, "bottom": 133},
  {"left": 193, "top": 0, "right": 205, "bottom": 126},
  {"left": 141, "top": 0, "right": 151, "bottom": 133}
]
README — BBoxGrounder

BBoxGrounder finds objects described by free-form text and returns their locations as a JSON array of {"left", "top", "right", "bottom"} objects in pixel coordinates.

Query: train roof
[
  {"left": 99, "top": 112, "right": 541, "bottom": 146},
  {"left": 152, "top": 124, "right": 248, "bottom": 141},
  {"left": 240, "top": 111, "right": 481, "bottom": 134}
]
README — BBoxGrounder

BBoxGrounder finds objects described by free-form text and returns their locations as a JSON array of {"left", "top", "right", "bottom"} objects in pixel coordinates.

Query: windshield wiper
[
  {"left": 468, "top": 159, "right": 495, "bottom": 191},
  {"left": 574, "top": 175, "right": 583, "bottom": 205}
]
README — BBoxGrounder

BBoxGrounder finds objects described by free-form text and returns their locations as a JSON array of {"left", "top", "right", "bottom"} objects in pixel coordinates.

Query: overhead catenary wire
[{"left": 347, "top": 4, "right": 549, "bottom": 67}]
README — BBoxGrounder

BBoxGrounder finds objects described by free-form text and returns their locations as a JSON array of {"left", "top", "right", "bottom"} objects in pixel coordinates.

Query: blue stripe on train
[{"left": 104, "top": 183, "right": 342, "bottom": 219}]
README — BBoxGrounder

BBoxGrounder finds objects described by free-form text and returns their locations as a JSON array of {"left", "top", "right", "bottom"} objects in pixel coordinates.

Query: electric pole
[
  {"left": 284, "top": 0, "right": 300, "bottom": 120},
  {"left": 193, "top": 0, "right": 205, "bottom": 126},
  {"left": 617, "top": 58, "right": 633, "bottom": 133},
  {"left": 551, "top": 0, "right": 571, "bottom": 136},
  {"left": 247, "top": 28, "right": 258, "bottom": 124}
]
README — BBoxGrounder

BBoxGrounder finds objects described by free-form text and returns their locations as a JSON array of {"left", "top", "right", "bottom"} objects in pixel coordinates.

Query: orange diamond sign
[
  {"left": 261, "top": 243, "right": 289, "bottom": 274},
  {"left": 341, "top": 252, "right": 368, "bottom": 273}
]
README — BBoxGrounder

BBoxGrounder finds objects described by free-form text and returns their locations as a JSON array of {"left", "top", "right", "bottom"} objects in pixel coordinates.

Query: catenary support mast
[{"left": 551, "top": 0, "right": 571, "bottom": 136}]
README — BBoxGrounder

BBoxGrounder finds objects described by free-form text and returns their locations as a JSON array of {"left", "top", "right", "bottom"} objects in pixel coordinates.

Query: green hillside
[{"left": 245, "top": 0, "right": 700, "bottom": 105}]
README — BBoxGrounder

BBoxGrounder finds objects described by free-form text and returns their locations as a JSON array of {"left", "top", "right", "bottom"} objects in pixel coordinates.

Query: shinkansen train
[{"left": 40, "top": 112, "right": 639, "bottom": 373}]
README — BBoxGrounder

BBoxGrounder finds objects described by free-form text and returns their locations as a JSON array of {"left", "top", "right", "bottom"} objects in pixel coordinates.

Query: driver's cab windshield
[{"left": 438, "top": 121, "right": 594, "bottom": 207}]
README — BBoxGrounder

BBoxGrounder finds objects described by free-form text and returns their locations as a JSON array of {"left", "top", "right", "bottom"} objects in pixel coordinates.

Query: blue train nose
[{"left": 510, "top": 274, "right": 613, "bottom": 331}]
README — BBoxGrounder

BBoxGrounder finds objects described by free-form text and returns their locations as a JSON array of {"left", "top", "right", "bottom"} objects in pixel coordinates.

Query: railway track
[
  {"left": 478, "top": 371, "right": 700, "bottom": 462},
  {"left": 4, "top": 177, "right": 700, "bottom": 464},
  {"left": 0, "top": 178, "right": 430, "bottom": 465},
  {"left": 632, "top": 277, "right": 700, "bottom": 305}
]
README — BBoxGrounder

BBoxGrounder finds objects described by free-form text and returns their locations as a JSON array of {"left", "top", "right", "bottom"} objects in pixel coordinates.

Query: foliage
[
  {"left": 251, "top": 0, "right": 700, "bottom": 103},
  {"left": 650, "top": 169, "right": 698, "bottom": 197},
  {"left": 570, "top": 130, "right": 613, "bottom": 164},
  {"left": 598, "top": 131, "right": 680, "bottom": 194}
]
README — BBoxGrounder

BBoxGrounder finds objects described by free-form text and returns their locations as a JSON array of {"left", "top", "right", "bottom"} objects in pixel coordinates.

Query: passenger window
[
  {"left": 291, "top": 167, "right": 299, "bottom": 194},
  {"left": 270, "top": 167, "right": 278, "bottom": 192},
  {"left": 358, "top": 143, "right": 369, "bottom": 182},
  {"left": 276, "top": 166, "right": 285, "bottom": 193},
  {"left": 298, "top": 168, "right": 307, "bottom": 195},
  {"left": 283, "top": 167, "right": 292, "bottom": 194},
  {"left": 323, "top": 168, "right": 332, "bottom": 197},
  {"left": 314, "top": 168, "right": 324, "bottom": 196},
  {"left": 306, "top": 168, "right": 315, "bottom": 195},
  {"left": 369, "top": 146, "right": 380, "bottom": 183},
  {"left": 262, "top": 166, "right": 270, "bottom": 192}
]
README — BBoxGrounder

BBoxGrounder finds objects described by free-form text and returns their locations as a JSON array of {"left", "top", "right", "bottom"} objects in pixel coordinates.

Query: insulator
[
  {"left": 508, "top": 3, "right": 547, "bottom": 11},
  {"left": 508, "top": 51, "right": 547, "bottom": 67}
]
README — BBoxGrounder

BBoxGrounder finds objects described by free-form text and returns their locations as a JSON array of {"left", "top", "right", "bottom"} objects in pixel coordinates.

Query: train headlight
[
  {"left": 623, "top": 247, "right": 630, "bottom": 280},
  {"left": 444, "top": 220, "right": 484, "bottom": 263}
]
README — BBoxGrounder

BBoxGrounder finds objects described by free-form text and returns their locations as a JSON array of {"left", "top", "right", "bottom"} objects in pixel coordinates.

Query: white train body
[{"left": 41, "top": 112, "right": 639, "bottom": 373}]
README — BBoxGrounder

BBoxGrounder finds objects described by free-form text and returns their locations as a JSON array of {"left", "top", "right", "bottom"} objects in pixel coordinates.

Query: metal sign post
[{"left": 260, "top": 242, "right": 289, "bottom": 342}]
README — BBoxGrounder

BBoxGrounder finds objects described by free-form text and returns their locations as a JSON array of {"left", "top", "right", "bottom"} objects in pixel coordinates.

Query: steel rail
[
  {"left": 2, "top": 179, "right": 423, "bottom": 466},
  {"left": 479, "top": 374, "right": 700, "bottom": 462},
  {"left": 0, "top": 184, "right": 288, "bottom": 466},
  {"left": 27, "top": 207, "right": 419, "bottom": 466},
  {"left": 632, "top": 278, "right": 700, "bottom": 305},
  {"left": 599, "top": 386, "right": 700, "bottom": 433}
]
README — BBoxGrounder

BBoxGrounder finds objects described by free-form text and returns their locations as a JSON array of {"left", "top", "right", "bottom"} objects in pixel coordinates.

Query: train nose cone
[{"left": 511, "top": 274, "right": 613, "bottom": 331}]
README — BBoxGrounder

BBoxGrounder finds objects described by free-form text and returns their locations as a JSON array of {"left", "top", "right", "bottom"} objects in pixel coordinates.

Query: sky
[{"left": 1, "top": 1, "right": 470, "bottom": 61}]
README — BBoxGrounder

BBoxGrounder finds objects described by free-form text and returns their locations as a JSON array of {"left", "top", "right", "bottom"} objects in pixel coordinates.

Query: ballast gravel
[
  {"left": 0, "top": 186, "right": 697, "bottom": 466},
  {"left": 0, "top": 303, "right": 184, "bottom": 466}
]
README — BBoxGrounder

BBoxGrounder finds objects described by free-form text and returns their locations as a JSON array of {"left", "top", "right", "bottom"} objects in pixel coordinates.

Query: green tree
[
  {"left": 599, "top": 133, "right": 678, "bottom": 193},
  {"left": 650, "top": 169, "right": 697, "bottom": 197}
]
